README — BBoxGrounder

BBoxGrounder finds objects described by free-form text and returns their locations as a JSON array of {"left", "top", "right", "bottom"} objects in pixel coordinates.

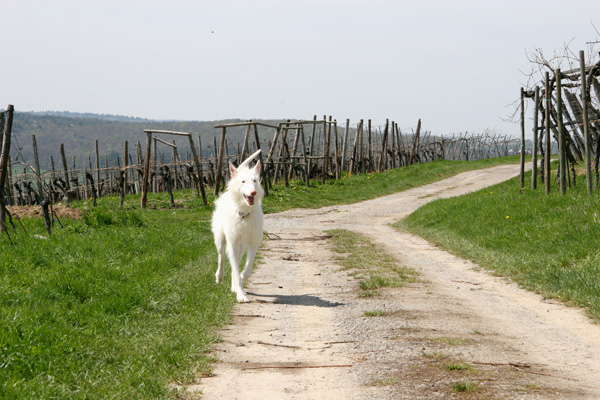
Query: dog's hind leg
[
  {"left": 214, "top": 231, "right": 226, "bottom": 284},
  {"left": 240, "top": 244, "right": 258, "bottom": 283},
  {"left": 227, "top": 242, "right": 249, "bottom": 303}
]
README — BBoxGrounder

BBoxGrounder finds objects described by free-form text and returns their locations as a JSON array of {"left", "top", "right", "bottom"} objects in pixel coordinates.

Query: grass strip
[{"left": 398, "top": 164, "right": 600, "bottom": 320}]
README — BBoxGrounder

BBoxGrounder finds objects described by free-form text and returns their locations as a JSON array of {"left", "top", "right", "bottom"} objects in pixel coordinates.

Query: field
[{"left": 5, "top": 155, "right": 595, "bottom": 398}]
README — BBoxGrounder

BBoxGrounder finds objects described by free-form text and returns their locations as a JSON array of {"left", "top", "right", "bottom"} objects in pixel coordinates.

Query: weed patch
[{"left": 327, "top": 229, "right": 417, "bottom": 296}]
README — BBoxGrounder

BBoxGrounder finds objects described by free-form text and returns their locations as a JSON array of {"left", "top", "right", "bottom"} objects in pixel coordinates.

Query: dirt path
[{"left": 193, "top": 164, "right": 600, "bottom": 399}]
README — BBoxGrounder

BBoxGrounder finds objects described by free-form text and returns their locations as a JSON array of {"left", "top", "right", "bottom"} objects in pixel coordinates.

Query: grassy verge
[
  {"left": 0, "top": 156, "right": 520, "bottom": 398},
  {"left": 397, "top": 164, "right": 600, "bottom": 320},
  {"left": 0, "top": 203, "right": 234, "bottom": 399}
]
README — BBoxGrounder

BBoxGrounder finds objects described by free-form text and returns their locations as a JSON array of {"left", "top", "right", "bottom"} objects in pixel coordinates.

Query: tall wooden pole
[
  {"left": 556, "top": 69, "right": 567, "bottom": 195},
  {"left": 141, "top": 131, "right": 152, "bottom": 208},
  {"left": 187, "top": 134, "right": 207, "bottom": 204},
  {"left": 545, "top": 72, "right": 551, "bottom": 195},
  {"left": 341, "top": 118, "right": 350, "bottom": 173},
  {"left": 520, "top": 87, "right": 525, "bottom": 188},
  {"left": 532, "top": 87, "right": 539, "bottom": 189},
  {"left": 60, "top": 143, "right": 70, "bottom": 190},
  {"left": 32, "top": 134, "right": 44, "bottom": 199},
  {"left": 0, "top": 105, "right": 14, "bottom": 207},
  {"left": 214, "top": 126, "right": 227, "bottom": 196},
  {"left": 580, "top": 50, "right": 593, "bottom": 194},
  {"left": 123, "top": 140, "right": 129, "bottom": 195}
]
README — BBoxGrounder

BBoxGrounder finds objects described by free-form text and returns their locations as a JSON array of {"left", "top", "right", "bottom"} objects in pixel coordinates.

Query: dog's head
[{"left": 228, "top": 151, "right": 263, "bottom": 206}]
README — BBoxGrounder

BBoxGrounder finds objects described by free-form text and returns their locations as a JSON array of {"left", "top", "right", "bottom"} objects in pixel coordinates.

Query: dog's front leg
[{"left": 227, "top": 243, "right": 250, "bottom": 303}]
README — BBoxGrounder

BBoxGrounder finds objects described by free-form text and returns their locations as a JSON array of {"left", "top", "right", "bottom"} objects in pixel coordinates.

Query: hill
[{"left": 7, "top": 112, "right": 287, "bottom": 172}]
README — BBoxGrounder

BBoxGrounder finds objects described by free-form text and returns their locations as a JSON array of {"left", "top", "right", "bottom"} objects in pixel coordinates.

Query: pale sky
[{"left": 1, "top": 0, "right": 598, "bottom": 137}]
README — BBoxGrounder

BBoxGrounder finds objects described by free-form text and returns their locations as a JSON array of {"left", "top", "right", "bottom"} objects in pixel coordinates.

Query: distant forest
[{"left": 7, "top": 112, "right": 286, "bottom": 172}]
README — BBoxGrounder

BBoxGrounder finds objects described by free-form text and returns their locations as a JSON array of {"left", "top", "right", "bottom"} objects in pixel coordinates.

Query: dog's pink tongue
[{"left": 245, "top": 195, "right": 255, "bottom": 205}]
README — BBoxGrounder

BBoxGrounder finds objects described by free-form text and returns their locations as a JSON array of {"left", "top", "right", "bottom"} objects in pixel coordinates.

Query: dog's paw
[
  {"left": 236, "top": 293, "right": 250, "bottom": 303},
  {"left": 215, "top": 274, "right": 223, "bottom": 284},
  {"left": 240, "top": 271, "right": 251, "bottom": 281}
]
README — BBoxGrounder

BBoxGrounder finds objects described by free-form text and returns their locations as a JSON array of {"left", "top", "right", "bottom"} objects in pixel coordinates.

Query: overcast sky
[{"left": 1, "top": 0, "right": 598, "bottom": 137}]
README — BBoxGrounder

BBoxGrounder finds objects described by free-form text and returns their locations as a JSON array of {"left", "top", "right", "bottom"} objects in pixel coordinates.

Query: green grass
[
  {"left": 0, "top": 156, "right": 521, "bottom": 399},
  {"left": 327, "top": 229, "right": 417, "bottom": 294},
  {"left": 445, "top": 363, "right": 471, "bottom": 371},
  {"left": 452, "top": 381, "right": 478, "bottom": 392},
  {"left": 363, "top": 310, "right": 385, "bottom": 317},
  {"left": 0, "top": 200, "right": 234, "bottom": 399},
  {"left": 398, "top": 163, "right": 600, "bottom": 320}
]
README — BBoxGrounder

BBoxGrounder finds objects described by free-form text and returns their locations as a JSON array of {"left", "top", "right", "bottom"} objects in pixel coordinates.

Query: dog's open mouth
[{"left": 244, "top": 195, "right": 255, "bottom": 205}]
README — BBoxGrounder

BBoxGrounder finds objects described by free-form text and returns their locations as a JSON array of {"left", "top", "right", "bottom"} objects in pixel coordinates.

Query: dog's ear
[
  {"left": 229, "top": 162, "right": 237, "bottom": 178},
  {"left": 254, "top": 161, "right": 262, "bottom": 182}
]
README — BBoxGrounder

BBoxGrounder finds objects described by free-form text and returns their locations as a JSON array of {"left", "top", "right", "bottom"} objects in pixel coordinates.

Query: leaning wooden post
[
  {"left": 544, "top": 72, "right": 552, "bottom": 195},
  {"left": 408, "top": 119, "right": 421, "bottom": 165},
  {"left": 556, "top": 69, "right": 567, "bottom": 195},
  {"left": 32, "top": 135, "right": 44, "bottom": 199},
  {"left": 333, "top": 120, "right": 340, "bottom": 179},
  {"left": 0, "top": 105, "right": 14, "bottom": 216},
  {"left": 341, "top": 118, "right": 350, "bottom": 173},
  {"left": 123, "top": 140, "right": 129, "bottom": 196},
  {"left": 141, "top": 131, "right": 152, "bottom": 208},
  {"left": 532, "top": 87, "right": 539, "bottom": 189},
  {"left": 299, "top": 125, "right": 310, "bottom": 186},
  {"left": 214, "top": 126, "right": 227, "bottom": 196},
  {"left": 95, "top": 139, "right": 101, "bottom": 195},
  {"left": 188, "top": 134, "right": 207, "bottom": 205},
  {"left": 580, "top": 50, "right": 593, "bottom": 194},
  {"left": 520, "top": 87, "right": 526, "bottom": 188},
  {"left": 60, "top": 143, "right": 71, "bottom": 190},
  {"left": 367, "top": 119, "right": 372, "bottom": 172},
  {"left": 377, "top": 119, "right": 389, "bottom": 172}
]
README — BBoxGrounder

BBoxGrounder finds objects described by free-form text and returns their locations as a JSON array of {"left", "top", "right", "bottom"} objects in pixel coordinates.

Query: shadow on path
[{"left": 247, "top": 292, "right": 345, "bottom": 308}]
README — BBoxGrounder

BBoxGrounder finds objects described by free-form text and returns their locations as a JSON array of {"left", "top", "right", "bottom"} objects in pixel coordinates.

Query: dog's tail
[{"left": 239, "top": 149, "right": 261, "bottom": 169}]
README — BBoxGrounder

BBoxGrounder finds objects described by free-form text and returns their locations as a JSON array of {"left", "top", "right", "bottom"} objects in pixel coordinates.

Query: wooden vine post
[
  {"left": 141, "top": 131, "right": 152, "bottom": 208},
  {"left": 531, "top": 87, "right": 539, "bottom": 189},
  {"left": 519, "top": 87, "right": 525, "bottom": 188},
  {"left": 544, "top": 72, "right": 551, "bottom": 195},
  {"left": 555, "top": 69, "right": 567, "bottom": 195},
  {"left": 0, "top": 105, "right": 14, "bottom": 215},
  {"left": 579, "top": 50, "right": 593, "bottom": 195},
  {"left": 214, "top": 126, "right": 227, "bottom": 196}
]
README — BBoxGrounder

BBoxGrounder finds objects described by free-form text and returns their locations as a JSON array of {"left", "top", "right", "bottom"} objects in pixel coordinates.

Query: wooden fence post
[
  {"left": 341, "top": 118, "right": 350, "bottom": 173},
  {"left": 187, "top": 134, "right": 207, "bottom": 205},
  {"left": 123, "top": 140, "right": 129, "bottom": 195},
  {"left": 520, "top": 88, "right": 526, "bottom": 188},
  {"left": 141, "top": 131, "right": 152, "bottom": 208},
  {"left": 580, "top": 50, "right": 593, "bottom": 194},
  {"left": 0, "top": 105, "right": 14, "bottom": 218},
  {"left": 556, "top": 69, "right": 567, "bottom": 195},
  {"left": 545, "top": 72, "right": 551, "bottom": 195},
  {"left": 214, "top": 127, "right": 227, "bottom": 196},
  {"left": 532, "top": 87, "right": 539, "bottom": 189},
  {"left": 32, "top": 134, "right": 44, "bottom": 199},
  {"left": 408, "top": 119, "right": 421, "bottom": 165},
  {"left": 60, "top": 143, "right": 71, "bottom": 191},
  {"left": 95, "top": 139, "right": 101, "bottom": 196}
]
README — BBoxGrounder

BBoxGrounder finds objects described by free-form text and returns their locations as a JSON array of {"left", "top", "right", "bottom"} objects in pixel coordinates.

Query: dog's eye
[{"left": 241, "top": 180, "right": 246, "bottom": 183}]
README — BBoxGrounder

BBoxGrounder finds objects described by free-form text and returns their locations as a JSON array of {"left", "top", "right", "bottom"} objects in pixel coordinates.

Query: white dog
[{"left": 211, "top": 149, "right": 264, "bottom": 303}]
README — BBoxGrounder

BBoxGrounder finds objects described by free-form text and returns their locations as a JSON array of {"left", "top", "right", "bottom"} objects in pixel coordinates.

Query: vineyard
[{"left": 0, "top": 110, "right": 521, "bottom": 223}]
